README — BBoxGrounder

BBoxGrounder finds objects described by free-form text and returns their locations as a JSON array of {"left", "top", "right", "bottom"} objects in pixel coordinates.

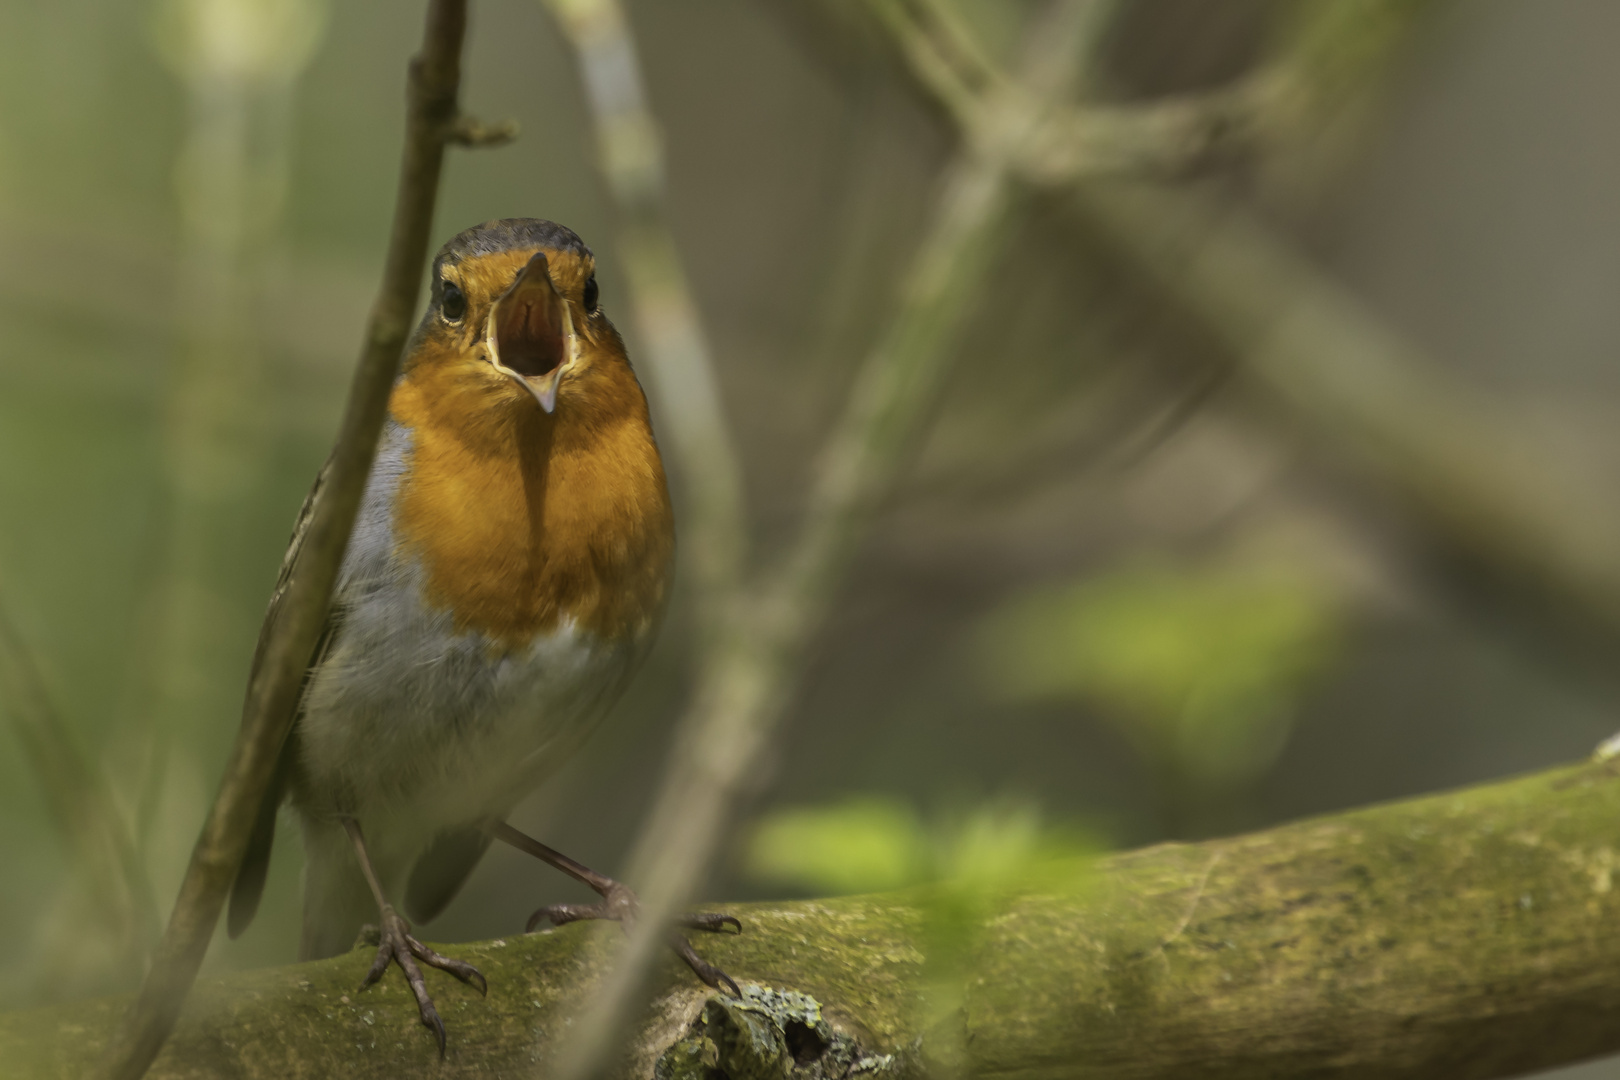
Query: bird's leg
[
  {"left": 341, "top": 817, "right": 487, "bottom": 1056},
  {"left": 490, "top": 820, "right": 742, "bottom": 996}
]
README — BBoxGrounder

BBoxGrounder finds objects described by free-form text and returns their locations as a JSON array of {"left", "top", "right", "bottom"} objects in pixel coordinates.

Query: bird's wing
[
  {"left": 227, "top": 459, "right": 347, "bottom": 938},
  {"left": 245, "top": 457, "right": 337, "bottom": 694},
  {"left": 405, "top": 823, "right": 496, "bottom": 925}
]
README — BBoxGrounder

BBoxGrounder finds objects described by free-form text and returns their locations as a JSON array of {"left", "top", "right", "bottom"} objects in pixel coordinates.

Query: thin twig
[
  {"left": 870, "top": 0, "right": 1272, "bottom": 182},
  {"left": 864, "top": 0, "right": 1620, "bottom": 639},
  {"left": 543, "top": 3, "right": 1108, "bottom": 1076},
  {"left": 447, "top": 114, "right": 519, "bottom": 146},
  {"left": 1155, "top": 849, "right": 1223, "bottom": 953},
  {"left": 91, "top": 4, "right": 474, "bottom": 1078}
]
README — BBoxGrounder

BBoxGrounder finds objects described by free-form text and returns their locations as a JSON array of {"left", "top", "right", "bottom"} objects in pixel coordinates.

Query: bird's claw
[
  {"left": 523, "top": 884, "right": 742, "bottom": 994},
  {"left": 670, "top": 932, "right": 742, "bottom": 997},
  {"left": 682, "top": 912, "right": 742, "bottom": 934},
  {"left": 359, "top": 906, "right": 486, "bottom": 1057},
  {"left": 524, "top": 888, "right": 738, "bottom": 936},
  {"left": 525, "top": 901, "right": 604, "bottom": 931}
]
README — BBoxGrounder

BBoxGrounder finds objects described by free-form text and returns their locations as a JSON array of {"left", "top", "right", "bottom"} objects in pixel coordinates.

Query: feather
[{"left": 405, "top": 822, "right": 496, "bottom": 925}]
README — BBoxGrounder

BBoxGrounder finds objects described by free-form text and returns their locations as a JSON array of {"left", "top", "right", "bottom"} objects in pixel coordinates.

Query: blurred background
[{"left": 3, "top": 0, "right": 1620, "bottom": 1073}]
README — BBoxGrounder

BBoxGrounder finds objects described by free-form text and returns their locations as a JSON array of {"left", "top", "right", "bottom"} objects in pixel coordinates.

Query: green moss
[{"left": 7, "top": 762, "right": 1620, "bottom": 1078}]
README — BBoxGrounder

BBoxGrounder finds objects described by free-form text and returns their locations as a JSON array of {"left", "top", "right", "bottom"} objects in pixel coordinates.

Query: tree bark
[{"left": 9, "top": 758, "right": 1620, "bottom": 1078}]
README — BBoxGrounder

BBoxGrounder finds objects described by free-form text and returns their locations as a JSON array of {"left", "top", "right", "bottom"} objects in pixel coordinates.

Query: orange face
[
  {"left": 407, "top": 243, "right": 621, "bottom": 424},
  {"left": 388, "top": 228, "right": 674, "bottom": 650}
]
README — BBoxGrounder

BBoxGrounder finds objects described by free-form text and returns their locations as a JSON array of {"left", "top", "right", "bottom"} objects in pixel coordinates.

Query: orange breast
[{"left": 388, "top": 357, "right": 674, "bottom": 650}]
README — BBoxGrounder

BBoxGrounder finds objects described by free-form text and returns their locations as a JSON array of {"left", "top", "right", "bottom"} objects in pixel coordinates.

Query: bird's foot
[
  {"left": 525, "top": 881, "right": 742, "bottom": 995},
  {"left": 358, "top": 905, "right": 487, "bottom": 1056}
]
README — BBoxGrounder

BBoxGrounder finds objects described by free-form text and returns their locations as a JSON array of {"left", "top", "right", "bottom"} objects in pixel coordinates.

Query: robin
[{"left": 225, "top": 218, "right": 738, "bottom": 1054}]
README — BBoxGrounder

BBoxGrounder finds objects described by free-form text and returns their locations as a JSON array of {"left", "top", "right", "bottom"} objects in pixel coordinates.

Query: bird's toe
[{"left": 358, "top": 906, "right": 484, "bottom": 1058}]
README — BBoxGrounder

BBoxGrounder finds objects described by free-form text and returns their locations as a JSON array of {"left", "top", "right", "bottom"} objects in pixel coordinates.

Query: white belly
[
  {"left": 292, "top": 419, "right": 645, "bottom": 854},
  {"left": 297, "top": 602, "right": 638, "bottom": 831}
]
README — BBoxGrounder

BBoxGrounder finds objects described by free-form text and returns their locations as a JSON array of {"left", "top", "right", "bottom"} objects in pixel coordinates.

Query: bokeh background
[{"left": 4, "top": 0, "right": 1620, "bottom": 1074}]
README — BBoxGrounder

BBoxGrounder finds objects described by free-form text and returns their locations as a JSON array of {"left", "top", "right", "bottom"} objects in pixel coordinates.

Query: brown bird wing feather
[{"left": 227, "top": 459, "right": 347, "bottom": 938}]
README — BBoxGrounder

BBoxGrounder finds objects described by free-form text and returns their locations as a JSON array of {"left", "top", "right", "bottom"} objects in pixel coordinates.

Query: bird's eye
[
  {"left": 582, "top": 274, "right": 599, "bottom": 314},
  {"left": 441, "top": 281, "right": 467, "bottom": 323}
]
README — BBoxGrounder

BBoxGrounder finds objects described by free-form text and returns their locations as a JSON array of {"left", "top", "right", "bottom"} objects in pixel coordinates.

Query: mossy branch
[{"left": 14, "top": 759, "right": 1620, "bottom": 1079}]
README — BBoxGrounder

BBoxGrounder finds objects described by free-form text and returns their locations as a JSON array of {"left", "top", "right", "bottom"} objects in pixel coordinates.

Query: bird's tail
[
  {"left": 226, "top": 727, "right": 299, "bottom": 938},
  {"left": 298, "top": 820, "right": 378, "bottom": 961}
]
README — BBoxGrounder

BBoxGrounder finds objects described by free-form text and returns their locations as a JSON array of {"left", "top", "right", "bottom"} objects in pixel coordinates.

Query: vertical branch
[
  {"left": 547, "top": 4, "right": 1107, "bottom": 1077},
  {"left": 92, "top": 4, "right": 471, "bottom": 1078},
  {"left": 542, "top": 0, "right": 749, "bottom": 627},
  {"left": 766, "top": 156, "right": 1011, "bottom": 632}
]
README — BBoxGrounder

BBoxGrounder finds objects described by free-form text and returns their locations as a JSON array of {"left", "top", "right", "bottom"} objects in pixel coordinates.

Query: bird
[{"left": 225, "top": 218, "right": 738, "bottom": 1054}]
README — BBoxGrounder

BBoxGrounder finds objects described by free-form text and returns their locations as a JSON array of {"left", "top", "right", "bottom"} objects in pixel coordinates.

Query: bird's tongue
[
  {"left": 488, "top": 251, "right": 576, "bottom": 413},
  {"left": 493, "top": 274, "right": 566, "bottom": 378}
]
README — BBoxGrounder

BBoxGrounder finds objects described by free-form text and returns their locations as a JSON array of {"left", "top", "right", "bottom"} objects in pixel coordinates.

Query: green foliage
[
  {"left": 746, "top": 797, "right": 1100, "bottom": 898},
  {"left": 746, "top": 798, "right": 930, "bottom": 897},
  {"left": 746, "top": 796, "right": 1103, "bottom": 1029},
  {"left": 979, "top": 557, "right": 1341, "bottom": 788}
]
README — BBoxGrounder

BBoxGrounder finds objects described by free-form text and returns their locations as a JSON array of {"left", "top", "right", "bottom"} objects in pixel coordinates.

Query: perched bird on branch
[{"left": 225, "top": 218, "right": 738, "bottom": 1054}]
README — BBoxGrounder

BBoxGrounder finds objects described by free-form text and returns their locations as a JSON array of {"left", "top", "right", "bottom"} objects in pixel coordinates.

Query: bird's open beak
[{"left": 486, "top": 251, "right": 578, "bottom": 413}]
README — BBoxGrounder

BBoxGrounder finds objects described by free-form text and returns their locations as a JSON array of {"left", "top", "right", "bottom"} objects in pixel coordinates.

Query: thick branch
[
  {"left": 12, "top": 760, "right": 1620, "bottom": 1078},
  {"left": 90, "top": 5, "right": 471, "bottom": 1079}
]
